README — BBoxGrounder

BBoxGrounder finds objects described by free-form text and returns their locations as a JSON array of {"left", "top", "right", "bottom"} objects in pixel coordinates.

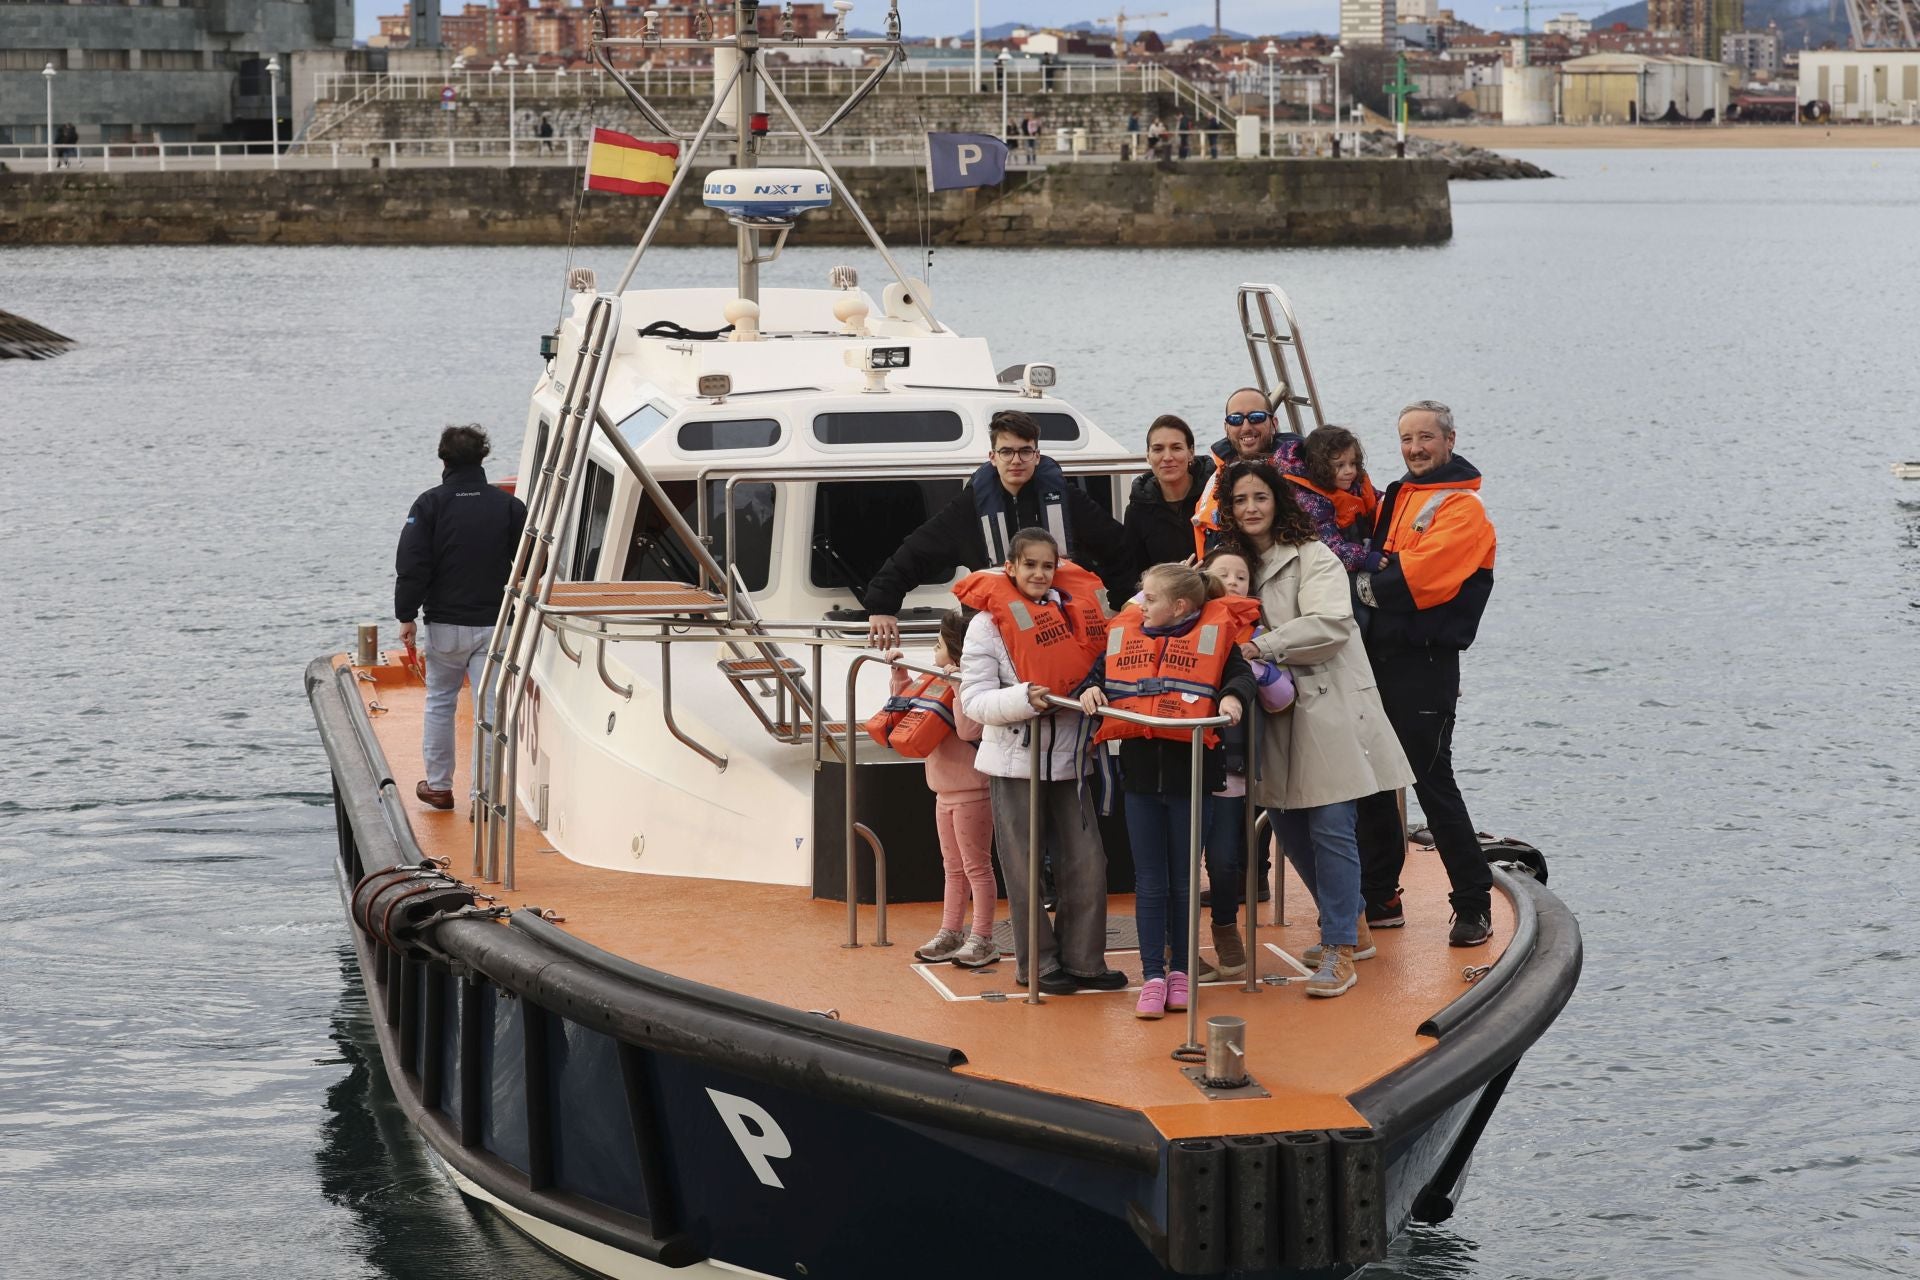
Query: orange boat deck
[{"left": 346, "top": 656, "right": 1513, "bottom": 1141}]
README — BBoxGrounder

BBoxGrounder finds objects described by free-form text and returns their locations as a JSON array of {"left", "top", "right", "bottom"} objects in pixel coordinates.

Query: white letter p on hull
[{"left": 706, "top": 1088, "right": 792, "bottom": 1188}]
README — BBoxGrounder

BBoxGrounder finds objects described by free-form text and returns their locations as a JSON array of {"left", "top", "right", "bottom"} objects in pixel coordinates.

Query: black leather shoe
[
  {"left": 1036, "top": 970, "right": 1080, "bottom": 995},
  {"left": 1076, "top": 968, "right": 1129, "bottom": 991}
]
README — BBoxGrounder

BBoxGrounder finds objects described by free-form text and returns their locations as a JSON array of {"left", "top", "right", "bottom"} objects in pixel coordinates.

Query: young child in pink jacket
[{"left": 891, "top": 608, "right": 997, "bottom": 968}]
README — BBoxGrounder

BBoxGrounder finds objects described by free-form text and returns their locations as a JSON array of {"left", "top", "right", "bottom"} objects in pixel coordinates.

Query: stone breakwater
[
  {"left": 0, "top": 159, "right": 1450, "bottom": 248},
  {"left": 1356, "top": 131, "right": 1555, "bottom": 179}
]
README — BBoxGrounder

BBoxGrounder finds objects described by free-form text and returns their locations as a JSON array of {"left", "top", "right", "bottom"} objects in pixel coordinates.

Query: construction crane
[
  {"left": 1492, "top": 0, "right": 1606, "bottom": 37},
  {"left": 1843, "top": 0, "right": 1920, "bottom": 46},
  {"left": 1091, "top": 7, "right": 1169, "bottom": 57}
]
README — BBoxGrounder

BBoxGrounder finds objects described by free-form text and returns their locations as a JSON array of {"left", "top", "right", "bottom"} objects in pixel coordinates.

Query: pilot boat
[{"left": 306, "top": 6, "right": 1582, "bottom": 1277}]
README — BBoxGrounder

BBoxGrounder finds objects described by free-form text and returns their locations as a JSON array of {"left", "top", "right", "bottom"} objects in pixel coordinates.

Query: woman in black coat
[{"left": 1113, "top": 414, "right": 1214, "bottom": 607}]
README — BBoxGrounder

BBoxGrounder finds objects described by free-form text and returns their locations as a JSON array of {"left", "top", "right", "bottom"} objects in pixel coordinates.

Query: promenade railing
[
  {"left": 313, "top": 61, "right": 1224, "bottom": 105},
  {"left": 3, "top": 126, "right": 1350, "bottom": 175}
]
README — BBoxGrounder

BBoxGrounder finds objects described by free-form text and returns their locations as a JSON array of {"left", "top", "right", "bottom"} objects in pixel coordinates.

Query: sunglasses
[{"left": 1224, "top": 411, "right": 1272, "bottom": 427}]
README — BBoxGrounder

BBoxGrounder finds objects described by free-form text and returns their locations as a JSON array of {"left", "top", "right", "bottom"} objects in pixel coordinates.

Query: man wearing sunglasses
[
  {"left": 1190, "top": 387, "right": 1305, "bottom": 549},
  {"left": 863, "top": 409, "right": 1128, "bottom": 648}
]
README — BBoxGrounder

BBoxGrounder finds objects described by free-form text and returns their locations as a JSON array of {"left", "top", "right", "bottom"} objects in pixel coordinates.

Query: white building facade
[
  {"left": 1341, "top": 0, "right": 1400, "bottom": 46},
  {"left": 1798, "top": 48, "right": 1920, "bottom": 118}
]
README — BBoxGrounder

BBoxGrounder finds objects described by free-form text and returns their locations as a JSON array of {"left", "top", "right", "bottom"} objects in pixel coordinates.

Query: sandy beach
[{"left": 1412, "top": 122, "right": 1920, "bottom": 149}]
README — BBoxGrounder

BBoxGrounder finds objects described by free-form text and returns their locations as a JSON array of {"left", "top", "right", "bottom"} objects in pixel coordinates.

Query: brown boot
[
  {"left": 1306, "top": 944, "right": 1356, "bottom": 998},
  {"left": 1305, "top": 914, "right": 1376, "bottom": 968},
  {"left": 1196, "top": 923, "right": 1246, "bottom": 981}
]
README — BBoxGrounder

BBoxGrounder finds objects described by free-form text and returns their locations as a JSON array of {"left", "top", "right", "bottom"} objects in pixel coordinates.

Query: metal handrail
[
  {"left": 595, "top": 623, "right": 633, "bottom": 700},
  {"left": 1035, "top": 693, "right": 1228, "bottom": 1035},
  {"left": 840, "top": 651, "right": 953, "bottom": 948}
]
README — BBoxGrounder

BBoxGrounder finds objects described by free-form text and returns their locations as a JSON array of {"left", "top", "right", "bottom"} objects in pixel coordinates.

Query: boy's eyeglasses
[
  {"left": 993, "top": 447, "right": 1039, "bottom": 461},
  {"left": 1224, "top": 411, "right": 1272, "bottom": 427}
]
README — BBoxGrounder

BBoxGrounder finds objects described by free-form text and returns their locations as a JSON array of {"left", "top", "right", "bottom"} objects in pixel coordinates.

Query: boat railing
[
  {"left": 1237, "top": 283, "right": 1327, "bottom": 437},
  {"left": 838, "top": 650, "right": 1268, "bottom": 1055}
]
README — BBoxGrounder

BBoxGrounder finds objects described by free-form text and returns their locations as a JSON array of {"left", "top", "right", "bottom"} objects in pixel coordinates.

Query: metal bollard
[
  {"left": 1204, "top": 1015, "right": 1249, "bottom": 1088},
  {"left": 355, "top": 622, "right": 380, "bottom": 667}
]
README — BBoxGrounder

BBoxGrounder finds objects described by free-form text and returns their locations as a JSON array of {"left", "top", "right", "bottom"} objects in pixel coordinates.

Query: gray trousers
[{"left": 989, "top": 776, "right": 1109, "bottom": 980}]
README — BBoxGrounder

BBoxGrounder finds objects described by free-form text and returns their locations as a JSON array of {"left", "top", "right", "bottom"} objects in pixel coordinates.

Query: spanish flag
[{"left": 584, "top": 128, "right": 678, "bottom": 197}]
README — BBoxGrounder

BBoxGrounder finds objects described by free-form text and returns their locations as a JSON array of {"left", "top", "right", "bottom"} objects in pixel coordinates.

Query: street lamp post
[
  {"left": 998, "top": 49, "right": 1011, "bottom": 143},
  {"left": 266, "top": 57, "right": 281, "bottom": 170},
  {"left": 1264, "top": 41, "right": 1277, "bottom": 158},
  {"left": 1329, "top": 44, "right": 1345, "bottom": 155},
  {"left": 974, "top": 0, "right": 982, "bottom": 91},
  {"left": 505, "top": 52, "right": 519, "bottom": 166},
  {"left": 42, "top": 62, "right": 56, "bottom": 173}
]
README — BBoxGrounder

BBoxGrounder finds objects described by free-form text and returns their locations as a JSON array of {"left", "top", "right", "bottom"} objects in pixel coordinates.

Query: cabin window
[
  {"left": 810, "top": 479, "right": 963, "bottom": 595},
  {"left": 570, "top": 461, "right": 616, "bottom": 580},
  {"left": 812, "top": 410, "right": 965, "bottom": 447},
  {"left": 709, "top": 481, "right": 777, "bottom": 592},
  {"left": 525, "top": 418, "right": 552, "bottom": 509},
  {"left": 617, "top": 403, "right": 668, "bottom": 448},
  {"left": 677, "top": 418, "right": 782, "bottom": 452},
  {"left": 1032, "top": 412, "right": 1083, "bottom": 444},
  {"left": 615, "top": 478, "right": 775, "bottom": 592}
]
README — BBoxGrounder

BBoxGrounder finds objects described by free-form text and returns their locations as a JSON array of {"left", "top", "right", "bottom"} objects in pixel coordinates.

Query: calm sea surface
[{"left": 3, "top": 149, "right": 1918, "bottom": 1279}]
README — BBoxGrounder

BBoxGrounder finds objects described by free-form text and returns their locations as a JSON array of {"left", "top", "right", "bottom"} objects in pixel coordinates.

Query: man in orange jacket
[{"left": 1352, "top": 401, "right": 1497, "bottom": 947}]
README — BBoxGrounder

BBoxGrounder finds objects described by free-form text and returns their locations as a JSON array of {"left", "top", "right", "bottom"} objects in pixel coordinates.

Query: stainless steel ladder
[
  {"left": 471, "top": 294, "right": 622, "bottom": 886},
  {"left": 1237, "top": 283, "right": 1327, "bottom": 436}
]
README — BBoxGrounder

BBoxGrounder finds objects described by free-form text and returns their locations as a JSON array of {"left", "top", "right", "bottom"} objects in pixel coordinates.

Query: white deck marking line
[{"left": 1263, "top": 942, "right": 1315, "bottom": 977}]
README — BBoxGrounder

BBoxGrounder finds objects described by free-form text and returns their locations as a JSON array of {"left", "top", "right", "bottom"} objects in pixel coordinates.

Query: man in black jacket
[
  {"left": 863, "top": 409, "right": 1128, "bottom": 648},
  {"left": 395, "top": 425, "right": 528, "bottom": 810}
]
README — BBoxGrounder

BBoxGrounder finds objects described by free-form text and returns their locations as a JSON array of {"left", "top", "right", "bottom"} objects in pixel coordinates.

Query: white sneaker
[{"left": 913, "top": 929, "right": 965, "bottom": 962}]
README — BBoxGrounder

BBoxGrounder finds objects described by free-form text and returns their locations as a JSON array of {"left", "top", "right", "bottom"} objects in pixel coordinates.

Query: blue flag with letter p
[{"left": 925, "top": 132, "right": 1009, "bottom": 193}]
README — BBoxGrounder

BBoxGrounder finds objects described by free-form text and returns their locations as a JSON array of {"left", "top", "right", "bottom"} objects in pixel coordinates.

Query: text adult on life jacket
[{"left": 862, "top": 409, "right": 1130, "bottom": 649}]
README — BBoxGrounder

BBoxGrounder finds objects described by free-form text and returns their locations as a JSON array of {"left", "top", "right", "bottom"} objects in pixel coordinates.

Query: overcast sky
[{"left": 353, "top": 2, "right": 1530, "bottom": 45}]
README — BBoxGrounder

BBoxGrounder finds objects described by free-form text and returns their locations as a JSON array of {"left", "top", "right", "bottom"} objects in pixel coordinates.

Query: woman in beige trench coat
[{"left": 1221, "top": 460, "right": 1413, "bottom": 996}]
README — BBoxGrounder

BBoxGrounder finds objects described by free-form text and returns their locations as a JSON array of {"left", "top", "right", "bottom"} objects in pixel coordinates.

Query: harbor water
[{"left": 2, "top": 149, "right": 1917, "bottom": 1278}]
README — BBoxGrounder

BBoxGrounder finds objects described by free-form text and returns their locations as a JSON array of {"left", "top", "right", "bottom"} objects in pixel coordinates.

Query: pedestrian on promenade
[
  {"left": 537, "top": 115, "right": 555, "bottom": 153},
  {"left": 55, "top": 123, "right": 78, "bottom": 168},
  {"left": 1352, "top": 401, "right": 1498, "bottom": 946},
  {"left": 1023, "top": 114, "right": 1040, "bottom": 163},
  {"left": 1177, "top": 112, "right": 1192, "bottom": 159},
  {"left": 394, "top": 425, "right": 529, "bottom": 811}
]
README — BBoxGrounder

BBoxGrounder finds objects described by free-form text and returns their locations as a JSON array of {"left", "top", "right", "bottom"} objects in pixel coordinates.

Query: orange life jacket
[
  {"left": 953, "top": 559, "right": 1108, "bottom": 697},
  {"left": 863, "top": 672, "right": 956, "bottom": 759},
  {"left": 1092, "top": 595, "right": 1262, "bottom": 745},
  {"left": 1285, "top": 472, "right": 1379, "bottom": 530}
]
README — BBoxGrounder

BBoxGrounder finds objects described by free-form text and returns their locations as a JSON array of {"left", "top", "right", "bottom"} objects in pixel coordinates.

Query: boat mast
[{"left": 730, "top": 0, "right": 761, "bottom": 303}]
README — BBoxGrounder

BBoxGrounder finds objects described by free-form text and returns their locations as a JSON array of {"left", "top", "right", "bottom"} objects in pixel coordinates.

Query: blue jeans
[
  {"left": 1204, "top": 790, "right": 1247, "bottom": 926},
  {"left": 1269, "top": 801, "right": 1362, "bottom": 948},
  {"left": 423, "top": 622, "right": 493, "bottom": 793},
  {"left": 1126, "top": 791, "right": 1205, "bottom": 981}
]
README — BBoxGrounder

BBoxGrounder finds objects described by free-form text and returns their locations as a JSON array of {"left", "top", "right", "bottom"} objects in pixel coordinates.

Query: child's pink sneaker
[
  {"left": 1134, "top": 977, "right": 1167, "bottom": 1019},
  {"left": 1166, "top": 971, "right": 1190, "bottom": 1012}
]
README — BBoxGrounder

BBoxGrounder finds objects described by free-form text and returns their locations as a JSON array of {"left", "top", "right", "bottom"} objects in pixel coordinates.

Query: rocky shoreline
[{"left": 1352, "top": 130, "right": 1554, "bottom": 179}]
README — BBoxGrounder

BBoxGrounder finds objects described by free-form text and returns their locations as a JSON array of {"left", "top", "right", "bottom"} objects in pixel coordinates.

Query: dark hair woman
[
  {"left": 1218, "top": 459, "right": 1314, "bottom": 557},
  {"left": 1115, "top": 415, "right": 1215, "bottom": 606},
  {"left": 1234, "top": 458, "right": 1413, "bottom": 1000}
]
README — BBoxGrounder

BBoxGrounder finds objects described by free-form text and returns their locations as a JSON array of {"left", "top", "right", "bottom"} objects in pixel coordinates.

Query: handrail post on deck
[
  {"left": 843, "top": 653, "right": 866, "bottom": 948},
  {"left": 1026, "top": 722, "right": 1043, "bottom": 1005},
  {"left": 1179, "top": 722, "right": 1206, "bottom": 1053},
  {"left": 1242, "top": 718, "right": 1263, "bottom": 994}
]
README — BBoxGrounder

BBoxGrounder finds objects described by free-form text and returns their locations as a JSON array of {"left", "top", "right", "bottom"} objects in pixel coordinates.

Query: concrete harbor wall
[{"left": 0, "top": 159, "right": 1450, "bottom": 248}]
